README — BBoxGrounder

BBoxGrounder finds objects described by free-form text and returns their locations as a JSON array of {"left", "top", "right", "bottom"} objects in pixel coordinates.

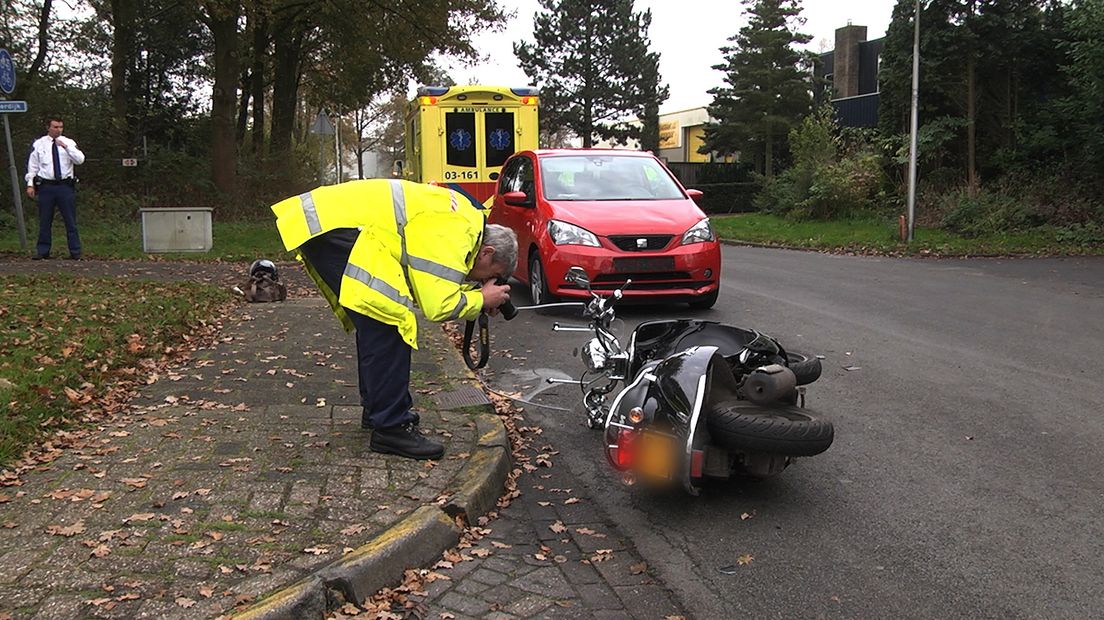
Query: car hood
[{"left": 546, "top": 199, "right": 704, "bottom": 236}]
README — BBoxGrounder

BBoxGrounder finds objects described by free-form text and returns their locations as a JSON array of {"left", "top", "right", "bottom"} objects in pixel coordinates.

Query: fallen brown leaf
[{"left": 46, "top": 521, "right": 86, "bottom": 537}]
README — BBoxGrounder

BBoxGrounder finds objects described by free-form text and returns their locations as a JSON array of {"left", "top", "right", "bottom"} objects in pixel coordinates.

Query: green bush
[
  {"left": 754, "top": 107, "right": 885, "bottom": 221},
  {"left": 800, "top": 151, "right": 883, "bottom": 220},
  {"left": 1055, "top": 222, "right": 1104, "bottom": 244},
  {"left": 940, "top": 188, "right": 1049, "bottom": 236}
]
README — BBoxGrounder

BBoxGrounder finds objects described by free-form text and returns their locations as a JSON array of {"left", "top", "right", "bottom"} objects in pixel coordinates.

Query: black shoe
[
  {"left": 370, "top": 422, "right": 444, "bottom": 460},
  {"left": 68, "top": 254, "right": 81, "bottom": 261},
  {"left": 362, "top": 410, "right": 418, "bottom": 430},
  {"left": 32, "top": 254, "right": 49, "bottom": 260}
]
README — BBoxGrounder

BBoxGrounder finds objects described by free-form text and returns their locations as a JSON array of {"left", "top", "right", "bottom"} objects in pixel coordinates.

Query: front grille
[
  {"left": 609, "top": 235, "right": 673, "bottom": 252},
  {"left": 594, "top": 271, "right": 692, "bottom": 283}
]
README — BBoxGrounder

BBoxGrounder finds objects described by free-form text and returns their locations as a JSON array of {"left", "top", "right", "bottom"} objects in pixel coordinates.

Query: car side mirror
[
  {"left": 686, "top": 188, "right": 703, "bottom": 200},
  {"left": 503, "top": 191, "right": 531, "bottom": 207}
]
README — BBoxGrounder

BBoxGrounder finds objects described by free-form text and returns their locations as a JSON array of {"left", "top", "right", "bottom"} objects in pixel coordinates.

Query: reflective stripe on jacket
[{"left": 271, "top": 179, "right": 486, "bottom": 349}]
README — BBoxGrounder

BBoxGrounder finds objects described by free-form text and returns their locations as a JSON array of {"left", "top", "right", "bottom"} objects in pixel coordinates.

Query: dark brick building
[{"left": 816, "top": 24, "right": 885, "bottom": 128}]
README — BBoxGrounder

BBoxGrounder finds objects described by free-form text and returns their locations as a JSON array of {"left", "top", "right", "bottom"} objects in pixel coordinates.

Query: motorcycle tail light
[
  {"left": 605, "top": 427, "right": 638, "bottom": 471},
  {"left": 691, "top": 449, "right": 705, "bottom": 478}
]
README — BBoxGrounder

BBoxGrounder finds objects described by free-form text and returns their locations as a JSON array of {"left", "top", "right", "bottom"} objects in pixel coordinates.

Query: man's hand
[
  {"left": 54, "top": 137, "right": 70, "bottom": 149},
  {"left": 480, "top": 279, "right": 511, "bottom": 316},
  {"left": 25, "top": 186, "right": 34, "bottom": 199}
]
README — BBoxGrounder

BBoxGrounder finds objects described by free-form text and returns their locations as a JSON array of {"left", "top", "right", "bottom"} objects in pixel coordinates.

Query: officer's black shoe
[
  {"left": 370, "top": 422, "right": 444, "bottom": 460},
  {"left": 32, "top": 254, "right": 49, "bottom": 260},
  {"left": 362, "top": 410, "right": 418, "bottom": 430}
]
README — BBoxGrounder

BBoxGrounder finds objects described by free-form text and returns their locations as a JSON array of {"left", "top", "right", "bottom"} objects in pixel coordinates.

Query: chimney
[{"left": 834, "top": 24, "right": 867, "bottom": 99}]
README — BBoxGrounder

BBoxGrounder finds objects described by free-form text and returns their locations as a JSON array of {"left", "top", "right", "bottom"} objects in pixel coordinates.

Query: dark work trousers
[
  {"left": 36, "top": 183, "right": 81, "bottom": 258},
  {"left": 299, "top": 229, "right": 414, "bottom": 430}
]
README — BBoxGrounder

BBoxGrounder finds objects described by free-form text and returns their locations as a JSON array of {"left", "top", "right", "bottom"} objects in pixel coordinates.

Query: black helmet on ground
[{"left": 250, "top": 259, "right": 278, "bottom": 281}]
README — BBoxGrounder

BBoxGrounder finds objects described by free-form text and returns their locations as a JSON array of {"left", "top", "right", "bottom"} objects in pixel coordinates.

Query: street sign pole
[
  {"left": 2, "top": 113, "right": 27, "bottom": 251},
  {"left": 0, "top": 49, "right": 27, "bottom": 251}
]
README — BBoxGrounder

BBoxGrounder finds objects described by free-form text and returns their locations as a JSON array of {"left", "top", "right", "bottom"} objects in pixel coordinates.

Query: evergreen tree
[
  {"left": 514, "top": 0, "right": 668, "bottom": 148},
  {"left": 702, "top": 0, "right": 813, "bottom": 177}
]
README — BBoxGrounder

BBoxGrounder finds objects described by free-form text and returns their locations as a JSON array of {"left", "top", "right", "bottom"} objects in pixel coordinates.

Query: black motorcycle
[{"left": 547, "top": 267, "right": 833, "bottom": 495}]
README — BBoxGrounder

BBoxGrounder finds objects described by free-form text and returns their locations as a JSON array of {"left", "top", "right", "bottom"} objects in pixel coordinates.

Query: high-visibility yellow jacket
[{"left": 271, "top": 179, "right": 486, "bottom": 349}]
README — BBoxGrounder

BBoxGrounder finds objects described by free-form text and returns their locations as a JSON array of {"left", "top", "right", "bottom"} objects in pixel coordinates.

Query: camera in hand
[{"left": 495, "top": 277, "right": 517, "bottom": 320}]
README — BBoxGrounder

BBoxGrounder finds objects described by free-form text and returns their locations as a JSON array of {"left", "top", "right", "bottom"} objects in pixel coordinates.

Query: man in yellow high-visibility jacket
[{"left": 272, "top": 179, "right": 516, "bottom": 459}]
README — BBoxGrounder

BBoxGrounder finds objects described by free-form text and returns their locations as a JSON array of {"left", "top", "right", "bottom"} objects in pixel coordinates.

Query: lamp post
[{"left": 906, "top": 0, "right": 921, "bottom": 242}]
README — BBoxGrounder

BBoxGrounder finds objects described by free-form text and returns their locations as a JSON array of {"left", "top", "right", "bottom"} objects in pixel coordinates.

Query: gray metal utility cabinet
[{"left": 140, "top": 207, "right": 213, "bottom": 253}]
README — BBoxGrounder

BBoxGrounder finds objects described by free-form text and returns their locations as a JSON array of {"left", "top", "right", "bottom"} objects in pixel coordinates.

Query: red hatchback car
[{"left": 488, "top": 149, "right": 722, "bottom": 309}]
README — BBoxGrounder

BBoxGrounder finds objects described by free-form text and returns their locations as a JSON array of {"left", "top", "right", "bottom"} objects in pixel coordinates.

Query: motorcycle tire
[
  {"left": 785, "top": 351, "right": 822, "bottom": 386},
  {"left": 707, "top": 401, "right": 834, "bottom": 456}
]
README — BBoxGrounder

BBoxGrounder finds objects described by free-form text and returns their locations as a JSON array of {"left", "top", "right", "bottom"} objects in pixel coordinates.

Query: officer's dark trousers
[
  {"left": 299, "top": 230, "right": 414, "bottom": 430},
  {"left": 36, "top": 183, "right": 81, "bottom": 258}
]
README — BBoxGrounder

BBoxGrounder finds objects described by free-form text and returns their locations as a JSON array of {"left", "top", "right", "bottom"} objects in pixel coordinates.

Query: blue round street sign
[{"left": 0, "top": 49, "right": 15, "bottom": 95}]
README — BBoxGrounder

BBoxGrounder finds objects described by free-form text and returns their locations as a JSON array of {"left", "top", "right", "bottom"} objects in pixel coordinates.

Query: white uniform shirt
[{"left": 25, "top": 135, "right": 85, "bottom": 186}]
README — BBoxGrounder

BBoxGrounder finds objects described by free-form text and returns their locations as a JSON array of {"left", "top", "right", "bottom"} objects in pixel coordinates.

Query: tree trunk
[
  {"left": 582, "top": 10, "right": 593, "bottom": 148},
  {"left": 109, "top": 0, "right": 137, "bottom": 154},
  {"left": 13, "top": 0, "right": 51, "bottom": 100},
  {"left": 251, "top": 10, "right": 269, "bottom": 155},
  {"left": 236, "top": 70, "right": 251, "bottom": 145},
  {"left": 270, "top": 24, "right": 303, "bottom": 158},
  {"left": 765, "top": 136, "right": 774, "bottom": 179},
  {"left": 207, "top": 1, "right": 241, "bottom": 195},
  {"left": 966, "top": 55, "right": 977, "bottom": 196}
]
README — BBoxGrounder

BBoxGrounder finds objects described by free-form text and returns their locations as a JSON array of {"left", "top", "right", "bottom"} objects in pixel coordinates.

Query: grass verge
[
  {"left": 0, "top": 274, "right": 231, "bottom": 467},
  {"left": 711, "top": 213, "right": 1104, "bottom": 256},
  {"left": 0, "top": 218, "right": 290, "bottom": 262}
]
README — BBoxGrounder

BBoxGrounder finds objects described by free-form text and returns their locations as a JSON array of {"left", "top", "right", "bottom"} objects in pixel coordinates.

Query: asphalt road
[{"left": 481, "top": 247, "right": 1104, "bottom": 619}]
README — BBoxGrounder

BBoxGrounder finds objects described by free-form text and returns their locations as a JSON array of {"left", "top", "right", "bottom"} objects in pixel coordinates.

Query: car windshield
[{"left": 539, "top": 155, "right": 685, "bottom": 201}]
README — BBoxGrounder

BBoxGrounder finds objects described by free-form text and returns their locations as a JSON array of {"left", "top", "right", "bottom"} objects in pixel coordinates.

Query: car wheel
[
  {"left": 528, "top": 253, "right": 555, "bottom": 305},
  {"left": 688, "top": 288, "right": 719, "bottom": 310}
]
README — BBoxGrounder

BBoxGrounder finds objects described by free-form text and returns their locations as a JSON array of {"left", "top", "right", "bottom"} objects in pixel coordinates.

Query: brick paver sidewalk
[{"left": 0, "top": 296, "right": 502, "bottom": 619}]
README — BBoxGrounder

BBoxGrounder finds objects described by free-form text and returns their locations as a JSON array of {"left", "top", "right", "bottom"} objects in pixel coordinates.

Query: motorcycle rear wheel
[{"left": 707, "top": 401, "right": 834, "bottom": 456}]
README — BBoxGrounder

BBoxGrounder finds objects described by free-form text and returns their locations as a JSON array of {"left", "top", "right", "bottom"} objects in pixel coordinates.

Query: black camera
[{"left": 496, "top": 277, "right": 517, "bottom": 320}]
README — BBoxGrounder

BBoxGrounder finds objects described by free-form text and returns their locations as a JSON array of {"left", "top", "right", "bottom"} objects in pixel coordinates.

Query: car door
[{"left": 490, "top": 155, "right": 536, "bottom": 280}]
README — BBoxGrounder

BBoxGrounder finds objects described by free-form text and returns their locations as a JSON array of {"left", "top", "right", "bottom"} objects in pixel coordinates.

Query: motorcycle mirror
[{"left": 565, "top": 266, "right": 591, "bottom": 289}]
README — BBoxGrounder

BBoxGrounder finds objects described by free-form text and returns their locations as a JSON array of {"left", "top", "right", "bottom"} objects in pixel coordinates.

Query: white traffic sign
[
  {"left": 0, "top": 100, "right": 27, "bottom": 113},
  {"left": 309, "top": 112, "right": 334, "bottom": 135}
]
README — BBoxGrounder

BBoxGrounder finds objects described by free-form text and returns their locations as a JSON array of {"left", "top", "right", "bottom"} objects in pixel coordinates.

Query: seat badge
[{"left": 636, "top": 238, "right": 647, "bottom": 248}]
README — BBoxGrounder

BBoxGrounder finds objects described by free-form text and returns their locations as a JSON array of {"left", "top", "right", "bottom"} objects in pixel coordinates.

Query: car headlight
[
  {"left": 681, "top": 218, "right": 715, "bottom": 245},
  {"left": 549, "top": 220, "right": 600, "bottom": 247}
]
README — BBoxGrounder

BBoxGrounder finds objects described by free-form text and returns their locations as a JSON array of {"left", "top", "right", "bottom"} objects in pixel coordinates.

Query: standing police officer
[
  {"left": 272, "top": 179, "right": 516, "bottom": 460},
  {"left": 26, "top": 116, "right": 85, "bottom": 260}
]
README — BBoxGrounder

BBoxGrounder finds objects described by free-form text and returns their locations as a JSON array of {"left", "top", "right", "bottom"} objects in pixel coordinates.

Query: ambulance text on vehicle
[{"left": 404, "top": 85, "right": 539, "bottom": 207}]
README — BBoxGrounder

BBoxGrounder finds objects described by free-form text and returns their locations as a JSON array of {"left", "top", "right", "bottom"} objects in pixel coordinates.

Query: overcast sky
[{"left": 443, "top": 0, "right": 899, "bottom": 113}]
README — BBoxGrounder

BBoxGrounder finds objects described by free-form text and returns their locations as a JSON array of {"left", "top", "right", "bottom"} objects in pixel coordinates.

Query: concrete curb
[
  {"left": 230, "top": 577, "right": 327, "bottom": 620},
  {"left": 319, "top": 505, "right": 463, "bottom": 605},
  {"left": 442, "top": 442, "right": 511, "bottom": 521},
  {"left": 232, "top": 410, "right": 511, "bottom": 618}
]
